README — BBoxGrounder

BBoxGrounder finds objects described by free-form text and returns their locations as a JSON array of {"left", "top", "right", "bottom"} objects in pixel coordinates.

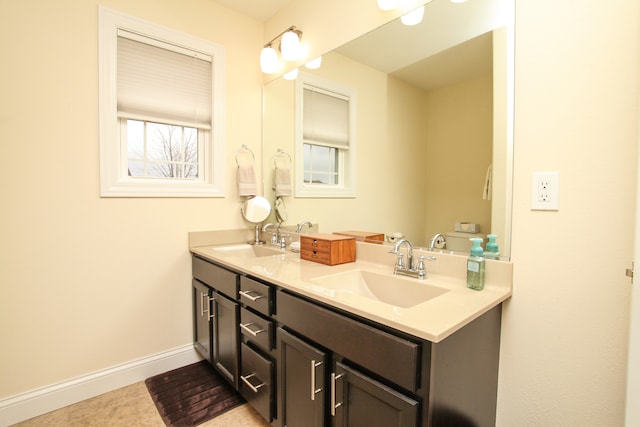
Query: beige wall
[
  {"left": 0, "top": 0, "right": 263, "bottom": 398},
  {"left": 424, "top": 75, "right": 493, "bottom": 241}
]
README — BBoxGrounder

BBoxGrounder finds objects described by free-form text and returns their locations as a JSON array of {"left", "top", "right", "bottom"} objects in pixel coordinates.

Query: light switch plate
[{"left": 531, "top": 172, "right": 559, "bottom": 210}]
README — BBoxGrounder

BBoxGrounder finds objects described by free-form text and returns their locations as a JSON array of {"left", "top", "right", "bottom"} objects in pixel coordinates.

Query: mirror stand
[{"left": 241, "top": 196, "right": 272, "bottom": 245}]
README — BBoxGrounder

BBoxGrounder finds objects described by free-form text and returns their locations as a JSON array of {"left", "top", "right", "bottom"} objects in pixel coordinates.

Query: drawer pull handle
[
  {"left": 310, "top": 360, "right": 323, "bottom": 401},
  {"left": 239, "top": 289, "right": 265, "bottom": 302},
  {"left": 240, "top": 322, "right": 265, "bottom": 337},
  {"left": 331, "top": 372, "right": 344, "bottom": 416},
  {"left": 201, "top": 292, "right": 215, "bottom": 320},
  {"left": 240, "top": 373, "right": 265, "bottom": 393}
]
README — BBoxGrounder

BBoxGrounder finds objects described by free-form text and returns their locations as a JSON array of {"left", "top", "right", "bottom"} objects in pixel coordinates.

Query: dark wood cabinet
[
  {"left": 212, "top": 290, "right": 239, "bottom": 388},
  {"left": 277, "top": 327, "right": 327, "bottom": 427},
  {"left": 192, "top": 254, "right": 502, "bottom": 427},
  {"left": 193, "top": 279, "right": 213, "bottom": 363},
  {"left": 332, "top": 361, "right": 419, "bottom": 427}
]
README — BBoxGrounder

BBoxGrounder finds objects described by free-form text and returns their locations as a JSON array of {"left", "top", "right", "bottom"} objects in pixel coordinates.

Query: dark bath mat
[{"left": 145, "top": 360, "right": 245, "bottom": 427}]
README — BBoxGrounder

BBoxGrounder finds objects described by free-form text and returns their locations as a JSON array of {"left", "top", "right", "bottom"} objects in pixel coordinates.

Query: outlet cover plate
[{"left": 531, "top": 171, "right": 559, "bottom": 211}]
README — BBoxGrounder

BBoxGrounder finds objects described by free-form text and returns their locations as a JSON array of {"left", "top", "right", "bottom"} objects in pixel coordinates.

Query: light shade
[
  {"left": 281, "top": 30, "right": 300, "bottom": 61},
  {"left": 305, "top": 56, "right": 322, "bottom": 69},
  {"left": 377, "top": 0, "right": 399, "bottom": 10},
  {"left": 401, "top": 5, "right": 424, "bottom": 26},
  {"left": 260, "top": 46, "right": 278, "bottom": 74},
  {"left": 283, "top": 68, "right": 299, "bottom": 80}
]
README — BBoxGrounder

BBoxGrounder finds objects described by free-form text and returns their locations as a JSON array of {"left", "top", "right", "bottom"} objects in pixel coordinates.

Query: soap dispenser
[
  {"left": 485, "top": 234, "right": 500, "bottom": 260},
  {"left": 467, "top": 237, "right": 485, "bottom": 291}
]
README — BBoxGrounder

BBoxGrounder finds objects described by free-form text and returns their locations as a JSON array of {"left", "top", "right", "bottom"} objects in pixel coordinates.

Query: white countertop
[{"left": 189, "top": 232, "right": 512, "bottom": 343}]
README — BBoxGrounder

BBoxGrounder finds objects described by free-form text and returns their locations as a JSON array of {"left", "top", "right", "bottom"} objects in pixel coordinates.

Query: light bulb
[
  {"left": 377, "top": 0, "right": 399, "bottom": 10},
  {"left": 305, "top": 56, "right": 322, "bottom": 69},
  {"left": 260, "top": 46, "right": 278, "bottom": 74},
  {"left": 401, "top": 5, "right": 424, "bottom": 26},
  {"left": 281, "top": 30, "right": 300, "bottom": 61},
  {"left": 283, "top": 68, "right": 299, "bottom": 80}
]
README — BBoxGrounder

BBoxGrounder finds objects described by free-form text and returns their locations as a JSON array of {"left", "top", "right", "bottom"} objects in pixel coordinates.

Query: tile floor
[{"left": 12, "top": 381, "right": 271, "bottom": 427}]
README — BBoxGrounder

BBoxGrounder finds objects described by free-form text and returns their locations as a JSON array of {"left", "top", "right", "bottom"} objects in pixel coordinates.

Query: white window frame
[
  {"left": 98, "top": 6, "right": 225, "bottom": 197},
  {"left": 295, "top": 73, "right": 357, "bottom": 198}
]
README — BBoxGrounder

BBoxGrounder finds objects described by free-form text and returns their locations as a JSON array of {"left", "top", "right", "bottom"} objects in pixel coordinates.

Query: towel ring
[
  {"left": 272, "top": 149, "right": 292, "bottom": 169},
  {"left": 236, "top": 145, "right": 255, "bottom": 166}
]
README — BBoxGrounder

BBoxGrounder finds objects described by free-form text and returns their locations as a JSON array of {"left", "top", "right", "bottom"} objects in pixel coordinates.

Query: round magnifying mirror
[{"left": 241, "top": 196, "right": 271, "bottom": 224}]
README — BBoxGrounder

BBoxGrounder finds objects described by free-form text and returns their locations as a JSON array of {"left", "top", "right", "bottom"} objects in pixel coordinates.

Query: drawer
[
  {"left": 240, "top": 342, "right": 274, "bottom": 422},
  {"left": 192, "top": 256, "right": 238, "bottom": 299},
  {"left": 240, "top": 307, "right": 273, "bottom": 351},
  {"left": 277, "top": 290, "right": 420, "bottom": 392},
  {"left": 239, "top": 276, "right": 273, "bottom": 316},
  {"left": 300, "top": 236, "right": 332, "bottom": 252},
  {"left": 300, "top": 248, "right": 331, "bottom": 265}
]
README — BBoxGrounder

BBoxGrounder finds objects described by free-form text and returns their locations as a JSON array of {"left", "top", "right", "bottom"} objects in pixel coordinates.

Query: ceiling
[{"left": 210, "top": 0, "right": 293, "bottom": 21}]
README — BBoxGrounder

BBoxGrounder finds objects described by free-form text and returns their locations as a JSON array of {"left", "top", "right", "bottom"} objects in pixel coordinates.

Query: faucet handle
[{"left": 394, "top": 252, "right": 405, "bottom": 269}]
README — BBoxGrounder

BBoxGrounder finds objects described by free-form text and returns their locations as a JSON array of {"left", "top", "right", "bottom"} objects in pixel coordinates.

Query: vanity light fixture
[
  {"left": 283, "top": 68, "right": 299, "bottom": 80},
  {"left": 379, "top": 1, "right": 433, "bottom": 26},
  {"left": 260, "top": 25, "right": 303, "bottom": 74},
  {"left": 400, "top": 5, "right": 425, "bottom": 25},
  {"left": 305, "top": 56, "right": 322, "bottom": 69},
  {"left": 377, "top": 0, "right": 399, "bottom": 10}
]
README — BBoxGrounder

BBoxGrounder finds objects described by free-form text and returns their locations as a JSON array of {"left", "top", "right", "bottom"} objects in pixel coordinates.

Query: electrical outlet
[{"left": 531, "top": 172, "right": 559, "bottom": 210}]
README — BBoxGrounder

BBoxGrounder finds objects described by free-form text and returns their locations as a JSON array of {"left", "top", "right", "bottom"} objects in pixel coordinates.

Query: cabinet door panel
[
  {"left": 193, "top": 279, "right": 212, "bottom": 363},
  {"left": 213, "top": 291, "right": 239, "bottom": 389},
  {"left": 333, "top": 362, "right": 419, "bottom": 427},
  {"left": 278, "top": 327, "right": 327, "bottom": 427}
]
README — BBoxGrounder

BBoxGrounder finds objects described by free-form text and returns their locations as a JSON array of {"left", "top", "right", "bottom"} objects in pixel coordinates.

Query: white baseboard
[{"left": 0, "top": 344, "right": 201, "bottom": 427}]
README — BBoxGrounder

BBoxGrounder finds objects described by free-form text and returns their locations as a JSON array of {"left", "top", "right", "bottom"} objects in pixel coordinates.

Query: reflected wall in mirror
[{"left": 263, "top": 0, "right": 513, "bottom": 259}]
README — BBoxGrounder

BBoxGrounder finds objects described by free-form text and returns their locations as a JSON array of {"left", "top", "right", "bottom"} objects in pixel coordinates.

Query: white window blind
[
  {"left": 117, "top": 30, "right": 212, "bottom": 129},
  {"left": 303, "top": 87, "right": 349, "bottom": 148}
]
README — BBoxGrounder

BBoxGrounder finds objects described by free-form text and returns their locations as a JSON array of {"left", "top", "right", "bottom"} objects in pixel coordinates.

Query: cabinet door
[
  {"left": 193, "top": 279, "right": 212, "bottom": 363},
  {"left": 277, "top": 327, "right": 327, "bottom": 427},
  {"left": 213, "top": 291, "right": 239, "bottom": 389},
  {"left": 332, "top": 362, "right": 419, "bottom": 427}
]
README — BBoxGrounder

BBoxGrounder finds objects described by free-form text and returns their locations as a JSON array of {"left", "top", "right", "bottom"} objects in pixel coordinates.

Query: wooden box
[
  {"left": 300, "top": 234, "right": 356, "bottom": 265},
  {"left": 333, "top": 231, "right": 385, "bottom": 244}
]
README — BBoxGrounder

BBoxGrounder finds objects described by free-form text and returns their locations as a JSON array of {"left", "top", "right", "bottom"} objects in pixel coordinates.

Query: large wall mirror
[{"left": 263, "top": 0, "right": 514, "bottom": 259}]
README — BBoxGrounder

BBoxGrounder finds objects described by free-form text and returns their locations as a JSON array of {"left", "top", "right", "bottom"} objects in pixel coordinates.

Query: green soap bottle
[
  {"left": 485, "top": 234, "right": 500, "bottom": 260},
  {"left": 467, "top": 237, "right": 485, "bottom": 291}
]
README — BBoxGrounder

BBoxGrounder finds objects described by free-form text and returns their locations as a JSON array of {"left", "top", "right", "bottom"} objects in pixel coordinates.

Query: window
[
  {"left": 295, "top": 74, "right": 357, "bottom": 198},
  {"left": 98, "top": 7, "right": 225, "bottom": 197}
]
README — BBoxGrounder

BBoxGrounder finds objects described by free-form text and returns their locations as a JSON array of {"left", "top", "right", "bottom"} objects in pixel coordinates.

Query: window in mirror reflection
[
  {"left": 296, "top": 74, "right": 357, "bottom": 198},
  {"left": 303, "top": 144, "right": 338, "bottom": 184}
]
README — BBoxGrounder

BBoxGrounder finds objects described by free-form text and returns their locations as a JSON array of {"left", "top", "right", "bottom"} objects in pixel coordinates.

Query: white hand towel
[
  {"left": 274, "top": 167, "right": 292, "bottom": 197},
  {"left": 237, "top": 164, "right": 257, "bottom": 197},
  {"left": 482, "top": 164, "right": 492, "bottom": 201}
]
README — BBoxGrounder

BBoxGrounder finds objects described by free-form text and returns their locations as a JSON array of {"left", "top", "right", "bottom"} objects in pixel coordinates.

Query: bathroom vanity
[{"left": 190, "top": 231, "right": 512, "bottom": 427}]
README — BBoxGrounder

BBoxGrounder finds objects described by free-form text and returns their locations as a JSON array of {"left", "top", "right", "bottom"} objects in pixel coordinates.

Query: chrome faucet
[
  {"left": 390, "top": 239, "right": 433, "bottom": 280},
  {"left": 429, "top": 233, "right": 446, "bottom": 251},
  {"left": 262, "top": 223, "right": 289, "bottom": 249},
  {"left": 296, "top": 221, "right": 313, "bottom": 233},
  {"left": 262, "top": 223, "right": 279, "bottom": 246}
]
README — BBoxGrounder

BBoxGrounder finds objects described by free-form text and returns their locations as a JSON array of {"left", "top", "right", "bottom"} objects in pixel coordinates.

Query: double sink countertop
[{"left": 189, "top": 229, "right": 513, "bottom": 343}]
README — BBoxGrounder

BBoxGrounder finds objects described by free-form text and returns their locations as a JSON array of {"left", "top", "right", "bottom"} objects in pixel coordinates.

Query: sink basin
[
  {"left": 310, "top": 269, "right": 449, "bottom": 308},
  {"left": 211, "top": 244, "right": 284, "bottom": 258}
]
